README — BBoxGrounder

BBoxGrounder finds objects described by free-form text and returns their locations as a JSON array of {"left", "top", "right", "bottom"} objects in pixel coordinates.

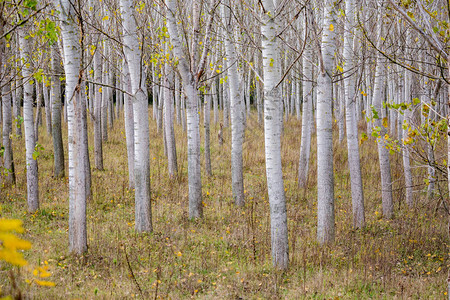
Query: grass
[{"left": 0, "top": 107, "right": 448, "bottom": 299}]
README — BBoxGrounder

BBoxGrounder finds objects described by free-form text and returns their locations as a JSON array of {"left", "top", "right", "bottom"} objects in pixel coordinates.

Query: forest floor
[{"left": 0, "top": 108, "right": 448, "bottom": 299}]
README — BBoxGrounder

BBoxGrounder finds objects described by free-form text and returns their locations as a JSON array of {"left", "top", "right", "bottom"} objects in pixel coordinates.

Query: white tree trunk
[
  {"left": 59, "top": 0, "right": 88, "bottom": 254},
  {"left": 42, "top": 81, "right": 52, "bottom": 135},
  {"left": 402, "top": 65, "right": 414, "bottom": 208},
  {"left": 164, "top": 60, "right": 178, "bottom": 178},
  {"left": 338, "top": 80, "right": 345, "bottom": 143},
  {"left": 34, "top": 81, "right": 42, "bottom": 141},
  {"left": 175, "top": 74, "right": 181, "bottom": 124},
  {"left": 120, "top": 0, "right": 152, "bottom": 232},
  {"left": 51, "top": 45, "right": 65, "bottom": 178},
  {"left": 223, "top": 1, "right": 245, "bottom": 206},
  {"left": 317, "top": 0, "right": 336, "bottom": 244},
  {"left": 166, "top": 0, "right": 203, "bottom": 218},
  {"left": 204, "top": 92, "right": 212, "bottom": 176},
  {"left": 343, "top": 0, "right": 365, "bottom": 228},
  {"left": 298, "top": 7, "right": 313, "bottom": 189},
  {"left": 223, "top": 63, "right": 230, "bottom": 128},
  {"left": 93, "top": 39, "right": 103, "bottom": 170},
  {"left": 123, "top": 60, "right": 135, "bottom": 189},
  {"left": 2, "top": 62, "right": 15, "bottom": 186},
  {"left": 13, "top": 54, "right": 22, "bottom": 137},
  {"left": 18, "top": 27, "right": 39, "bottom": 212},
  {"left": 261, "top": 0, "right": 289, "bottom": 269},
  {"left": 152, "top": 65, "right": 159, "bottom": 120},
  {"left": 372, "top": 5, "right": 393, "bottom": 219},
  {"left": 157, "top": 84, "right": 164, "bottom": 134},
  {"left": 213, "top": 79, "right": 219, "bottom": 124},
  {"left": 101, "top": 44, "right": 109, "bottom": 142}
]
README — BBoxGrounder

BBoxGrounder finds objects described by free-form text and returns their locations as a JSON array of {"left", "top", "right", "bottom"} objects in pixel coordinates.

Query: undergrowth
[{"left": 0, "top": 108, "right": 447, "bottom": 299}]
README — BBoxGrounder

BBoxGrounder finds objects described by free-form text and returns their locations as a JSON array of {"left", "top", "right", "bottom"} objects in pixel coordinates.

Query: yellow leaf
[
  {"left": 329, "top": 24, "right": 334, "bottom": 32},
  {"left": 0, "top": 249, "right": 28, "bottom": 266},
  {"left": 102, "top": 15, "right": 109, "bottom": 21},
  {"left": 0, "top": 233, "right": 32, "bottom": 250},
  {"left": 34, "top": 279, "right": 56, "bottom": 287},
  {"left": 382, "top": 117, "right": 388, "bottom": 128},
  {"left": 0, "top": 219, "right": 24, "bottom": 233}
]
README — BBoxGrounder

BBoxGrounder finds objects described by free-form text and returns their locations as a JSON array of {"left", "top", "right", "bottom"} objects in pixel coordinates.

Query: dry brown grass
[{"left": 0, "top": 107, "right": 447, "bottom": 299}]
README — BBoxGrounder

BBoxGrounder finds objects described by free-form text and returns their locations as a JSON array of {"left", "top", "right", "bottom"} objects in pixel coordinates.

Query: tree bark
[
  {"left": 373, "top": 4, "right": 393, "bottom": 219},
  {"left": 51, "top": 45, "right": 65, "bottom": 178},
  {"left": 18, "top": 27, "right": 39, "bottom": 213},
  {"left": 298, "top": 6, "right": 313, "bottom": 189},
  {"left": 343, "top": 0, "right": 365, "bottom": 228},
  {"left": 164, "top": 60, "right": 178, "bottom": 178},
  {"left": 261, "top": 0, "right": 289, "bottom": 269},
  {"left": 123, "top": 60, "right": 135, "bottom": 189},
  {"left": 120, "top": 0, "right": 152, "bottom": 232},
  {"left": 2, "top": 59, "right": 16, "bottom": 186},
  {"left": 222, "top": 1, "right": 245, "bottom": 206},
  {"left": 317, "top": 0, "right": 336, "bottom": 244},
  {"left": 166, "top": 0, "right": 203, "bottom": 219},
  {"left": 59, "top": 0, "right": 88, "bottom": 254}
]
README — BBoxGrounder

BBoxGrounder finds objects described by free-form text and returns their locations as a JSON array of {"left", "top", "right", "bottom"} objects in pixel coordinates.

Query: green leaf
[{"left": 371, "top": 106, "right": 379, "bottom": 120}]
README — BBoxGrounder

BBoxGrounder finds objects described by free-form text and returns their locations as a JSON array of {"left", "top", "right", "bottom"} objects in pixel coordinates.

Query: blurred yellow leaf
[{"left": 34, "top": 279, "right": 56, "bottom": 287}]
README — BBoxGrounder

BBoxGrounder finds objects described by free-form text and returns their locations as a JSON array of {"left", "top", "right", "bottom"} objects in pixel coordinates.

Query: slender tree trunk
[
  {"left": 223, "top": 64, "right": 230, "bottom": 128},
  {"left": 296, "top": 79, "right": 301, "bottom": 121},
  {"left": 34, "top": 81, "right": 42, "bottom": 141},
  {"left": 59, "top": 0, "right": 88, "bottom": 254},
  {"left": 213, "top": 79, "right": 219, "bottom": 125},
  {"left": 223, "top": 1, "right": 245, "bottom": 206},
  {"left": 2, "top": 62, "right": 16, "bottom": 186},
  {"left": 402, "top": 67, "right": 414, "bottom": 208},
  {"left": 13, "top": 54, "right": 22, "bottom": 137},
  {"left": 317, "top": 0, "right": 336, "bottom": 244},
  {"left": 164, "top": 60, "right": 178, "bottom": 178},
  {"left": 120, "top": 0, "right": 152, "bottom": 232},
  {"left": 343, "top": 0, "right": 365, "bottom": 228},
  {"left": 43, "top": 81, "right": 52, "bottom": 135},
  {"left": 338, "top": 80, "right": 345, "bottom": 143},
  {"left": 101, "top": 44, "right": 109, "bottom": 142},
  {"left": 298, "top": 7, "right": 313, "bottom": 189},
  {"left": 157, "top": 84, "right": 164, "bottom": 134},
  {"left": 166, "top": 0, "right": 203, "bottom": 219},
  {"left": 181, "top": 94, "right": 187, "bottom": 132},
  {"left": 204, "top": 92, "right": 212, "bottom": 176},
  {"left": 175, "top": 74, "right": 181, "bottom": 125},
  {"left": 373, "top": 5, "right": 393, "bottom": 219},
  {"left": 123, "top": 60, "right": 135, "bottom": 189},
  {"left": 19, "top": 28, "right": 39, "bottom": 212},
  {"left": 51, "top": 45, "right": 65, "bottom": 178},
  {"left": 152, "top": 65, "right": 158, "bottom": 120},
  {"left": 261, "top": 0, "right": 289, "bottom": 270},
  {"left": 108, "top": 68, "right": 114, "bottom": 129},
  {"left": 93, "top": 39, "right": 103, "bottom": 170}
]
